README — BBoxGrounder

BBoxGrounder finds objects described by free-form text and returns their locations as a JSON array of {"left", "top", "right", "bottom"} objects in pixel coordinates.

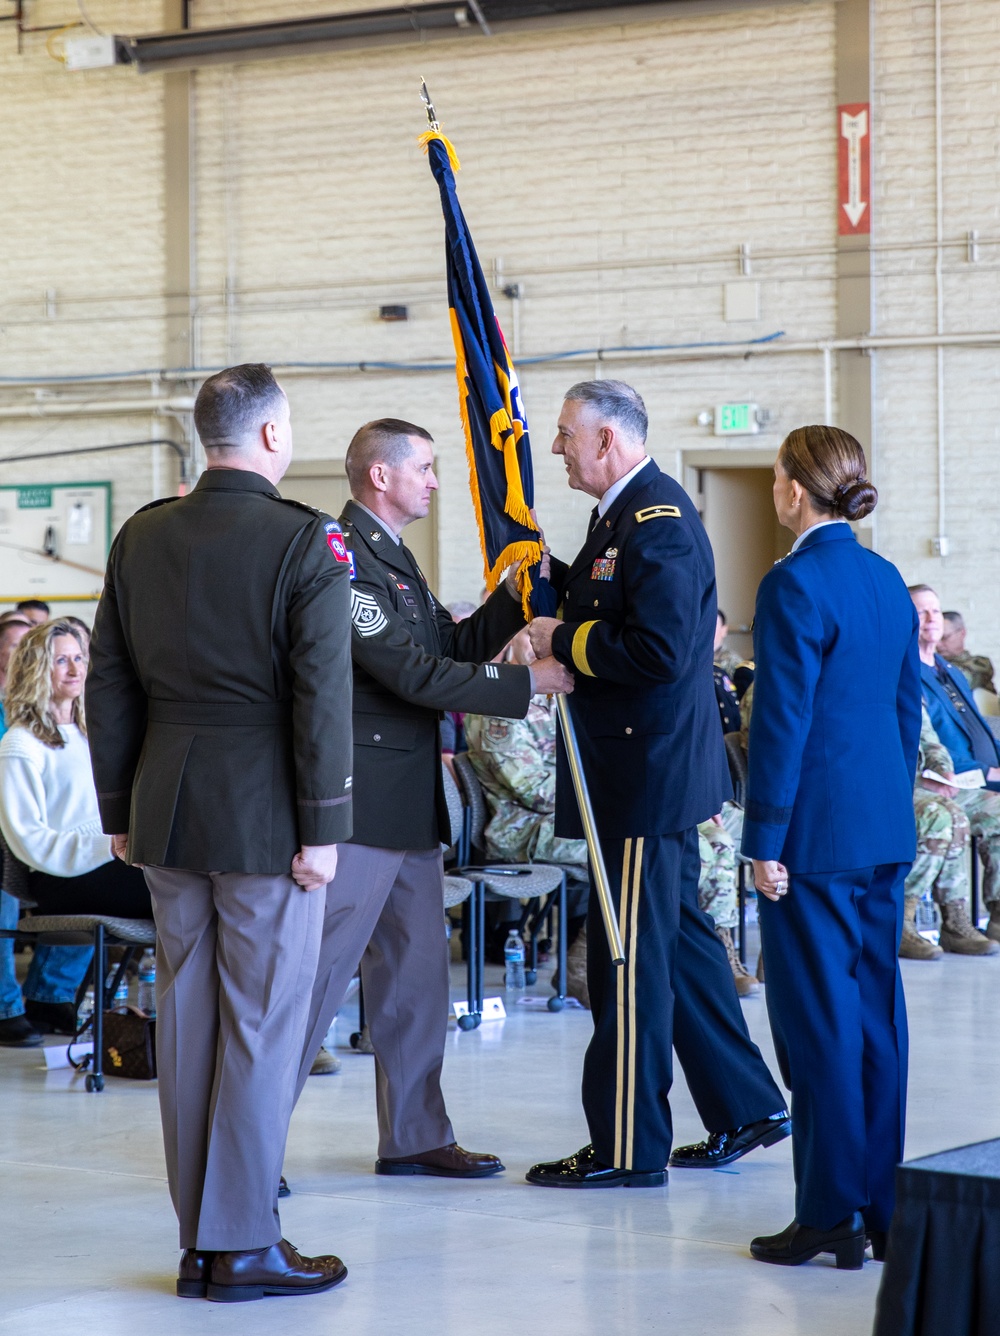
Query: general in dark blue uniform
[
  {"left": 525, "top": 381, "right": 787, "bottom": 1189},
  {"left": 744, "top": 425, "right": 920, "bottom": 1269}
]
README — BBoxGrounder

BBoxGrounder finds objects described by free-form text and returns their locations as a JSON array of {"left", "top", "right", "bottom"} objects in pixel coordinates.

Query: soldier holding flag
[{"left": 524, "top": 381, "right": 789, "bottom": 1187}]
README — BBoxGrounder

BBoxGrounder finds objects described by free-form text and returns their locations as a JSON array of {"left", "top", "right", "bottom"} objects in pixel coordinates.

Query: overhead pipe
[{"left": 0, "top": 397, "right": 195, "bottom": 418}]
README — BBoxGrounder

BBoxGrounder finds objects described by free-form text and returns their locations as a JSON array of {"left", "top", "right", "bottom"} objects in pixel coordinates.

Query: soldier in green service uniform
[{"left": 940, "top": 610, "right": 997, "bottom": 694}]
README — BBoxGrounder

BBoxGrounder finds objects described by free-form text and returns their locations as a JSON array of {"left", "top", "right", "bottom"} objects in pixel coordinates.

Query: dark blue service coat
[
  {"left": 743, "top": 521, "right": 921, "bottom": 1233},
  {"left": 551, "top": 460, "right": 730, "bottom": 839},
  {"left": 743, "top": 523, "right": 921, "bottom": 872}
]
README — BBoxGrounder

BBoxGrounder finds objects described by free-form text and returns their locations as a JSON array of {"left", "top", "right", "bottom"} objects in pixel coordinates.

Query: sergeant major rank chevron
[{"left": 351, "top": 589, "right": 389, "bottom": 637}]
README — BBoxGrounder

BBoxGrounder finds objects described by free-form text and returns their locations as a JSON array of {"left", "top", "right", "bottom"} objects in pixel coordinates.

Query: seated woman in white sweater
[{"left": 0, "top": 622, "right": 149, "bottom": 1028}]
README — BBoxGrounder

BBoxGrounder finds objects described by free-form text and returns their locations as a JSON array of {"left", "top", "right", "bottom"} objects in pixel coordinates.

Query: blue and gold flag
[{"left": 422, "top": 128, "right": 547, "bottom": 616}]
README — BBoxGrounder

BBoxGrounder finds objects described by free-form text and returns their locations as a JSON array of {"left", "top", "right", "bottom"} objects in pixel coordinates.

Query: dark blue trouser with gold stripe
[{"left": 582, "top": 828, "right": 785, "bottom": 1172}]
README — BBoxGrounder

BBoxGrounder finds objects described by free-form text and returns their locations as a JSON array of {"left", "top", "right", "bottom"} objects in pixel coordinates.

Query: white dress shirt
[{"left": 597, "top": 457, "right": 652, "bottom": 518}]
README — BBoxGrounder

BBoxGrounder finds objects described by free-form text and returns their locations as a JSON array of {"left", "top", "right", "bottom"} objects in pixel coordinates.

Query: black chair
[
  {"left": 722, "top": 731, "right": 752, "bottom": 966},
  {"left": 450, "top": 752, "right": 568, "bottom": 1030},
  {"left": 0, "top": 832, "right": 155, "bottom": 1092}
]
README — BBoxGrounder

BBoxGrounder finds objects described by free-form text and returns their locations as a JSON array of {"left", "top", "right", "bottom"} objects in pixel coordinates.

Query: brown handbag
[{"left": 102, "top": 1006, "right": 157, "bottom": 1080}]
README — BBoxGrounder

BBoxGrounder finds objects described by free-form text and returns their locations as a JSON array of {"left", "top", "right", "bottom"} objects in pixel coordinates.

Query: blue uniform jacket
[
  {"left": 743, "top": 524, "right": 920, "bottom": 873},
  {"left": 920, "top": 655, "right": 1000, "bottom": 778},
  {"left": 550, "top": 460, "right": 730, "bottom": 840}
]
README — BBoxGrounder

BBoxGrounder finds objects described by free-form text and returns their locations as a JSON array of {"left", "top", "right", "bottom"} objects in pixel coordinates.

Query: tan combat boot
[
  {"left": 716, "top": 926, "right": 760, "bottom": 997},
  {"left": 899, "top": 898, "right": 943, "bottom": 960},
  {"left": 564, "top": 925, "right": 590, "bottom": 1010},
  {"left": 939, "top": 901, "right": 1000, "bottom": 955},
  {"left": 986, "top": 903, "right": 1000, "bottom": 945}
]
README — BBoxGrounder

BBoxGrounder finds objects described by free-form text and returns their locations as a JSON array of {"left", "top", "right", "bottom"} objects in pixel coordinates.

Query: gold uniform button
[
  {"left": 593, "top": 599, "right": 599, "bottom": 607},
  {"left": 625, "top": 727, "right": 633, "bottom": 735}
]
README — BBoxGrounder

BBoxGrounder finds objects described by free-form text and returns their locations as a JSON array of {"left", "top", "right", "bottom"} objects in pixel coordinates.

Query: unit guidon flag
[{"left": 422, "top": 128, "right": 551, "bottom": 616}]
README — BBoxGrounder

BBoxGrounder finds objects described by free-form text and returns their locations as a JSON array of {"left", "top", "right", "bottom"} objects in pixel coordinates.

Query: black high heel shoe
[
  {"left": 750, "top": 1213, "right": 867, "bottom": 1269},
  {"left": 867, "top": 1230, "right": 888, "bottom": 1261}
]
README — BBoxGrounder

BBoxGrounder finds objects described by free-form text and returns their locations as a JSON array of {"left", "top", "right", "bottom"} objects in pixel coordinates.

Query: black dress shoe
[
  {"left": 278, "top": 1175, "right": 290, "bottom": 1198},
  {"left": 750, "top": 1213, "right": 866, "bottom": 1269},
  {"left": 526, "top": 1144, "right": 666, "bottom": 1189},
  {"left": 376, "top": 1142, "right": 504, "bottom": 1178},
  {"left": 24, "top": 1000, "right": 78, "bottom": 1035},
  {"left": 0, "top": 1015, "right": 43, "bottom": 1048},
  {"left": 669, "top": 1111, "right": 791, "bottom": 1168},
  {"left": 207, "top": 1238, "right": 347, "bottom": 1303},
  {"left": 177, "top": 1249, "right": 214, "bottom": 1299}
]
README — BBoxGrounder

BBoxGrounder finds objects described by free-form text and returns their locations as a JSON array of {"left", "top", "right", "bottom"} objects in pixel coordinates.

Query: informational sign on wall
[
  {"left": 838, "top": 102, "right": 871, "bottom": 235},
  {"left": 0, "top": 482, "right": 111, "bottom": 602}
]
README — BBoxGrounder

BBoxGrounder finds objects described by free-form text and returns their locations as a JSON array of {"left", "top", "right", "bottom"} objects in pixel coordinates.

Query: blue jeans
[{"left": 0, "top": 889, "right": 93, "bottom": 1020}]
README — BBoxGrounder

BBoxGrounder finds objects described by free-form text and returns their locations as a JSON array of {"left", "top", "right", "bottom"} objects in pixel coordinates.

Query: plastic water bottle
[
  {"left": 137, "top": 949, "right": 157, "bottom": 1018},
  {"left": 108, "top": 976, "right": 130, "bottom": 1012},
  {"left": 504, "top": 930, "right": 526, "bottom": 994},
  {"left": 78, "top": 986, "right": 95, "bottom": 1029}
]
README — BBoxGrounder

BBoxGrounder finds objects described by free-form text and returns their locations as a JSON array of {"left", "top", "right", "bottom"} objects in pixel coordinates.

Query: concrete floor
[{"left": 1, "top": 945, "right": 998, "bottom": 1336}]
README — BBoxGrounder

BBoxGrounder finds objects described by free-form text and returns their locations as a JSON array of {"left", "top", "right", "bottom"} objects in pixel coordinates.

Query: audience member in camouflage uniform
[
  {"left": 698, "top": 813, "right": 758, "bottom": 996},
  {"left": 940, "top": 611, "right": 997, "bottom": 694},
  {"left": 900, "top": 708, "right": 978, "bottom": 957},
  {"left": 913, "top": 706, "right": 1000, "bottom": 954}
]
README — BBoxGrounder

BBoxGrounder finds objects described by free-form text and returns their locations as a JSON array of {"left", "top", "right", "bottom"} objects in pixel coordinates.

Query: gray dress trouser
[
  {"left": 144, "top": 866, "right": 324, "bottom": 1252},
  {"left": 294, "top": 842, "right": 455, "bottom": 1161}
]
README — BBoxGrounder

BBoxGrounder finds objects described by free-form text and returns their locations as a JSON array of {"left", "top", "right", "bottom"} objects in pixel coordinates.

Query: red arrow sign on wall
[{"left": 838, "top": 103, "right": 871, "bottom": 235}]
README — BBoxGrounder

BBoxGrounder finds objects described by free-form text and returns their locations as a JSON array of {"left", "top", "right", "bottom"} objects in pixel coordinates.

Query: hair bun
[{"left": 833, "top": 477, "right": 878, "bottom": 521}]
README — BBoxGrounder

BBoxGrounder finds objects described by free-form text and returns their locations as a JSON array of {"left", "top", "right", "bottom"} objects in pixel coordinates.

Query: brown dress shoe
[
  {"left": 177, "top": 1248, "right": 214, "bottom": 1299},
  {"left": 375, "top": 1141, "right": 504, "bottom": 1178},
  {"left": 207, "top": 1239, "right": 347, "bottom": 1303}
]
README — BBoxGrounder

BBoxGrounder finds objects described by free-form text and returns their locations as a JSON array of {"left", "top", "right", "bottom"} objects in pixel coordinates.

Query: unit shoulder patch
[
  {"left": 351, "top": 589, "right": 389, "bottom": 638},
  {"left": 634, "top": 505, "right": 681, "bottom": 523},
  {"left": 323, "top": 520, "right": 351, "bottom": 564}
]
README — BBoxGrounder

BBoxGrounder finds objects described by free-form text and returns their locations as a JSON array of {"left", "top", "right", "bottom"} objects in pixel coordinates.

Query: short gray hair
[
  {"left": 942, "top": 610, "right": 964, "bottom": 629},
  {"left": 564, "top": 380, "right": 648, "bottom": 444}
]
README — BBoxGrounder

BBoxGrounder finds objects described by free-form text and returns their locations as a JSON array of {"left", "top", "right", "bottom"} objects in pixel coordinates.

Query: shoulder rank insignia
[{"left": 635, "top": 505, "right": 681, "bottom": 522}]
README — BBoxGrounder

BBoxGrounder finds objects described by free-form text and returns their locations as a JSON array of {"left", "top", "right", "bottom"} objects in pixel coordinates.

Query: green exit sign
[{"left": 714, "top": 403, "right": 759, "bottom": 436}]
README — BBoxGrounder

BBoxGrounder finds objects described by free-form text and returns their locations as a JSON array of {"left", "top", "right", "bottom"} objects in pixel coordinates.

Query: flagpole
[
  {"left": 418, "top": 81, "right": 624, "bottom": 968},
  {"left": 556, "top": 695, "right": 625, "bottom": 967}
]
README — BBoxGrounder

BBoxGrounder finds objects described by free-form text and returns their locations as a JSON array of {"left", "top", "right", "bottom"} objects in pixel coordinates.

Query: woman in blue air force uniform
[{"left": 742, "top": 425, "right": 921, "bottom": 1270}]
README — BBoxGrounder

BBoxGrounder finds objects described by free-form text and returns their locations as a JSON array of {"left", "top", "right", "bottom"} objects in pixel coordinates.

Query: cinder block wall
[{"left": 0, "top": 0, "right": 996, "bottom": 655}]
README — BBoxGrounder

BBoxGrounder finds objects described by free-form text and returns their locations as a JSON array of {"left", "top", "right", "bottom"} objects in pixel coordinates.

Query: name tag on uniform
[{"left": 591, "top": 557, "right": 616, "bottom": 581}]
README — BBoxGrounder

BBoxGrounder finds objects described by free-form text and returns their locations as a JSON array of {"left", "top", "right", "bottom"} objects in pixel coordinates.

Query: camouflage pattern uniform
[
  {"left": 698, "top": 813, "right": 739, "bottom": 929},
  {"left": 905, "top": 707, "right": 970, "bottom": 907},
  {"left": 942, "top": 650, "right": 997, "bottom": 695},
  {"left": 465, "top": 698, "right": 588, "bottom": 871}
]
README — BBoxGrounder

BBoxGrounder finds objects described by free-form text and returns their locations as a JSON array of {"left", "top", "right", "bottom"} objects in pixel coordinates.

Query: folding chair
[
  {"left": 449, "top": 753, "right": 568, "bottom": 1030},
  {"left": 0, "top": 832, "right": 155, "bottom": 1092}
]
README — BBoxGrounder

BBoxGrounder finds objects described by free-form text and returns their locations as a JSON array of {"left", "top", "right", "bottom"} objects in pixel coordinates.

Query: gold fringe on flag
[{"left": 418, "top": 130, "right": 461, "bottom": 173}]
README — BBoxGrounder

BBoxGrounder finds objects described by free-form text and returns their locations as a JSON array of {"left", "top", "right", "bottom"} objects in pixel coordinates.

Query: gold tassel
[{"left": 418, "top": 130, "right": 461, "bottom": 173}]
